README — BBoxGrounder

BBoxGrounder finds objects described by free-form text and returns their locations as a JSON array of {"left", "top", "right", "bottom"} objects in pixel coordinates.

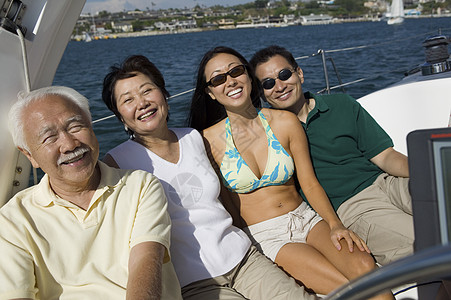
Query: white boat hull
[
  {"left": 0, "top": 29, "right": 29, "bottom": 207},
  {"left": 387, "top": 17, "right": 404, "bottom": 25},
  {"left": 358, "top": 72, "right": 451, "bottom": 155}
]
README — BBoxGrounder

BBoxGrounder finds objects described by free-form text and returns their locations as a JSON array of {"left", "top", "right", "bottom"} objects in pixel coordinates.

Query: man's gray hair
[{"left": 8, "top": 86, "right": 92, "bottom": 152}]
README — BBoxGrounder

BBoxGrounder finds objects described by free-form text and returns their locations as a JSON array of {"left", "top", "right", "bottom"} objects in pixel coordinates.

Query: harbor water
[{"left": 52, "top": 17, "right": 451, "bottom": 158}]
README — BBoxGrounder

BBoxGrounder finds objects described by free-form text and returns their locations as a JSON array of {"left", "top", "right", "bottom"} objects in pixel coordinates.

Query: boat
[
  {"left": 1, "top": 0, "right": 451, "bottom": 299},
  {"left": 84, "top": 31, "right": 92, "bottom": 42},
  {"left": 300, "top": 14, "right": 334, "bottom": 25},
  {"left": 387, "top": 0, "right": 405, "bottom": 25},
  {"left": 358, "top": 34, "right": 451, "bottom": 156}
]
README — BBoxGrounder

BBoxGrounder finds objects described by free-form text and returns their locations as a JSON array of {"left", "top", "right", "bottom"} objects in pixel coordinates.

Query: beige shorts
[
  {"left": 243, "top": 202, "right": 323, "bottom": 261},
  {"left": 337, "top": 173, "right": 413, "bottom": 265},
  {"left": 182, "top": 246, "right": 317, "bottom": 300}
]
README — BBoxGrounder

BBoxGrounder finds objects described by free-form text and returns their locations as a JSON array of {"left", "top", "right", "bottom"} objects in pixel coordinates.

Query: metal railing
[{"left": 92, "top": 28, "right": 451, "bottom": 124}]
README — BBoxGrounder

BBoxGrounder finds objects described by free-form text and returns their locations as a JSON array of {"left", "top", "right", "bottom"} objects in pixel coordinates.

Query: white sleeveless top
[{"left": 107, "top": 128, "right": 251, "bottom": 287}]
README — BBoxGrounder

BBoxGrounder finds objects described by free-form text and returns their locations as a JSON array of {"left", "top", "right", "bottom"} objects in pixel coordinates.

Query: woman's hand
[{"left": 329, "top": 224, "right": 371, "bottom": 253}]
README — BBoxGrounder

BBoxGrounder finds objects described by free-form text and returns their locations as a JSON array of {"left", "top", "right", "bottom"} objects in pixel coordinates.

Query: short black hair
[
  {"left": 250, "top": 45, "right": 298, "bottom": 71},
  {"left": 102, "top": 55, "right": 170, "bottom": 137}
]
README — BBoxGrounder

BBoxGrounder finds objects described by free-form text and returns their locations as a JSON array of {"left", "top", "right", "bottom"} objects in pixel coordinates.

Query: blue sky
[{"left": 82, "top": 0, "right": 253, "bottom": 14}]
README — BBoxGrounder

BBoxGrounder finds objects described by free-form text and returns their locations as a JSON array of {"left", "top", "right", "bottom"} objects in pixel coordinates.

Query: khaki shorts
[
  {"left": 181, "top": 246, "right": 317, "bottom": 300},
  {"left": 243, "top": 202, "right": 323, "bottom": 261},
  {"left": 337, "top": 173, "right": 413, "bottom": 265}
]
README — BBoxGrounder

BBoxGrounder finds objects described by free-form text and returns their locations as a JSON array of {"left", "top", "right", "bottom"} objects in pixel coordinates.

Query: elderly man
[
  {"left": 250, "top": 45, "right": 413, "bottom": 265},
  {"left": 0, "top": 86, "right": 181, "bottom": 299}
]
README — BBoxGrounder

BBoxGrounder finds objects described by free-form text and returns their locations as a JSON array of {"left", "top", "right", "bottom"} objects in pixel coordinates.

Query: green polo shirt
[{"left": 300, "top": 92, "right": 393, "bottom": 211}]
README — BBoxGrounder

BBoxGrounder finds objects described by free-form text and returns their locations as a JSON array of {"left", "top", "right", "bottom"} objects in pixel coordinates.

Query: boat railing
[
  {"left": 302, "top": 28, "right": 450, "bottom": 95},
  {"left": 91, "top": 28, "right": 450, "bottom": 125},
  {"left": 14, "top": 23, "right": 38, "bottom": 185}
]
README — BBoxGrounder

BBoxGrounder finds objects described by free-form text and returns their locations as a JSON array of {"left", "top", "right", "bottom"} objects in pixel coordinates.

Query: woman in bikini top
[
  {"left": 188, "top": 46, "right": 394, "bottom": 300},
  {"left": 220, "top": 109, "right": 294, "bottom": 193}
]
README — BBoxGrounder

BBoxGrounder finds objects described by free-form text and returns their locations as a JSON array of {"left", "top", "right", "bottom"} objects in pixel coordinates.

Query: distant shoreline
[{"left": 72, "top": 14, "right": 451, "bottom": 41}]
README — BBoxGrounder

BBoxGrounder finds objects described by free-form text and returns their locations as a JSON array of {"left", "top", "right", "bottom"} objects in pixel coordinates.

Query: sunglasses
[
  {"left": 207, "top": 65, "right": 246, "bottom": 87},
  {"left": 261, "top": 68, "right": 295, "bottom": 90}
]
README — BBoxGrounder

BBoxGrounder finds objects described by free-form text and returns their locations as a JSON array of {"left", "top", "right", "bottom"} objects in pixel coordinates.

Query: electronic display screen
[{"left": 433, "top": 142, "right": 451, "bottom": 244}]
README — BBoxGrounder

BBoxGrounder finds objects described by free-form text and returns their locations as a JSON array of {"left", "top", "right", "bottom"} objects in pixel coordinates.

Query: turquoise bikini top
[{"left": 220, "top": 110, "right": 295, "bottom": 194}]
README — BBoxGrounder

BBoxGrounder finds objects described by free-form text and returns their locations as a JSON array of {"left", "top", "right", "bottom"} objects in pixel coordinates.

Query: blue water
[{"left": 53, "top": 17, "right": 451, "bottom": 158}]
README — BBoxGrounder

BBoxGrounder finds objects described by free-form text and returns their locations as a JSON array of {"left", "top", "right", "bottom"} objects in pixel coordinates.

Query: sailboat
[
  {"left": 84, "top": 31, "right": 92, "bottom": 42},
  {"left": 387, "top": 0, "right": 405, "bottom": 25}
]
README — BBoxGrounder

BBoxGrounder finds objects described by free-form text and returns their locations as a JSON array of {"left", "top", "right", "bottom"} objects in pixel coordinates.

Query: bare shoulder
[
  {"left": 202, "top": 119, "right": 225, "bottom": 142},
  {"left": 260, "top": 108, "right": 302, "bottom": 133},
  {"left": 261, "top": 108, "right": 299, "bottom": 126}
]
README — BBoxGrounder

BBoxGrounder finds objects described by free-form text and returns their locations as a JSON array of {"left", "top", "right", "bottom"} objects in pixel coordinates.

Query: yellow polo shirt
[{"left": 0, "top": 161, "right": 181, "bottom": 299}]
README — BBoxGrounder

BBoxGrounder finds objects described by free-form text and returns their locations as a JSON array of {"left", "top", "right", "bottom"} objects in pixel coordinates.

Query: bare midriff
[{"left": 235, "top": 178, "right": 303, "bottom": 226}]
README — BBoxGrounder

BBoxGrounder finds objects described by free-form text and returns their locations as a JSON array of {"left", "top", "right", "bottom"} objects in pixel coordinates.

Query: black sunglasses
[
  {"left": 207, "top": 65, "right": 246, "bottom": 87},
  {"left": 261, "top": 68, "right": 295, "bottom": 90}
]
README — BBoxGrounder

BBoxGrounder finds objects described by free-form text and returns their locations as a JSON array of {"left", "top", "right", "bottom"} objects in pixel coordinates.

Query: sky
[{"left": 82, "top": 0, "right": 254, "bottom": 14}]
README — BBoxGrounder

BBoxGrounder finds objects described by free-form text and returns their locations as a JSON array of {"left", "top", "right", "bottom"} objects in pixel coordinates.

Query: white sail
[
  {"left": 84, "top": 31, "right": 92, "bottom": 42},
  {"left": 387, "top": 0, "right": 404, "bottom": 24}
]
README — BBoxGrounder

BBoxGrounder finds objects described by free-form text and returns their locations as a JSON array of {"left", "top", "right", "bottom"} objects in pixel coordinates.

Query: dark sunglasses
[
  {"left": 207, "top": 65, "right": 246, "bottom": 87},
  {"left": 261, "top": 68, "right": 295, "bottom": 90}
]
